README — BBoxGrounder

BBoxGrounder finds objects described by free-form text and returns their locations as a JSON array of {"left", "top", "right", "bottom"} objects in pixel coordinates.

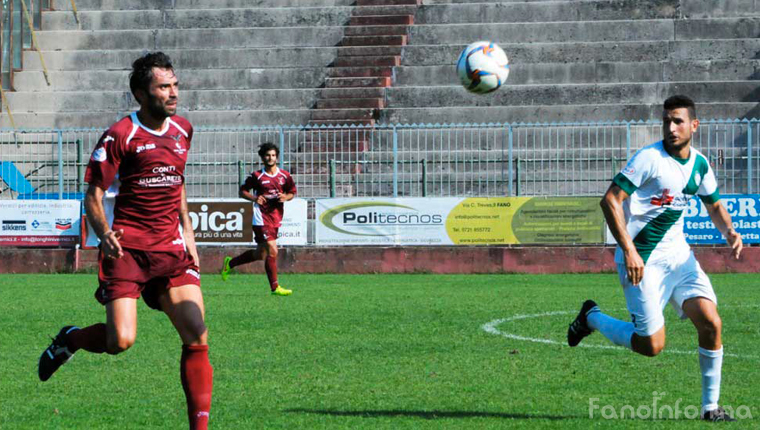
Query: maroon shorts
[
  {"left": 95, "top": 248, "right": 201, "bottom": 310},
  {"left": 253, "top": 225, "right": 279, "bottom": 244}
]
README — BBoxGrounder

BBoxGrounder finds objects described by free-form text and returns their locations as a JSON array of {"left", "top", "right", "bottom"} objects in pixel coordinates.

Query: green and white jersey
[{"left": 612, "top": 140, "right": 720, "bottom": 265}]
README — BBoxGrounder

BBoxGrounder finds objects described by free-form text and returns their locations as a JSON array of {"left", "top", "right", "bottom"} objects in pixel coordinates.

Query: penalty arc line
[{"left": 481, "top": 309, "right": 759, "bottom": 360}]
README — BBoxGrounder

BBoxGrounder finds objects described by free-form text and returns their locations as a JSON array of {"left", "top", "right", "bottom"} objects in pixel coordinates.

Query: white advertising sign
[
  {"left": 316, "top": 198, "right": 454, "bottom": 245},
  {"left": 278, "top": 198, "right": 308, "bottom": 246},
  {"left": 0, "top": 200, "right": 81, "bottom": 247}
]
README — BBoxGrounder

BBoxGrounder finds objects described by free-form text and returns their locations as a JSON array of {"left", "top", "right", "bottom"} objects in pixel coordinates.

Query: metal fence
[{"left": 0, "top": 119, "right": 757, "bottom": 200}]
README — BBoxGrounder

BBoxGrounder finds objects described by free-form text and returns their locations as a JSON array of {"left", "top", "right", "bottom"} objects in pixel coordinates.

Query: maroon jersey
[
  {"left": 241, "top": 168, "right": 296, "bottom": 228},
  {"left": 85, "top": 112, "right": 193, "bottom": 251}
]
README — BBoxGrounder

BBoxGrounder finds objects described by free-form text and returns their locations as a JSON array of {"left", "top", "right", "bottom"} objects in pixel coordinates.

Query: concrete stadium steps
[
  {"left": 381, "top": 103, "right": 760, "bottom": 125},
  {"left": 5, "top": 89, "right": 322, "bottom": 112},
  {"left": 51, "top": 0, "right": 357, "bottom": 10},
  {"left": 386, "top": 81, "right": 760, "bottom": 109},
  {"left": 395, "top": 60, "right": 760, "bottom": 87},
  {"left": 22, "top": 47, "right": 345, "bottom": 71},
  {"left": 24, "top": 38, "right": 757, "bottom": 72},
  {"left": 42, "top": 8, "right": 355, "bottom": 31},
  {"left": 402, "top": 39, "right": 760, "bottom": 66},
  {"left": 407, "top": 17, "right": 760, "bottom": 45},
  {"left": 12, "top": 68, "right": 331, "bottom": 92},
  {"left": 0, "top": 109, "right": 315, "bottom": 129},
  {"left": 307, "top": 0, "right": 419, "bottom": 127},
  {"left": 414, "top": 0, "right": 679, "bottom": 24},
  {"left": 34, "top": 27, "right": 346, "bottom": 51}
]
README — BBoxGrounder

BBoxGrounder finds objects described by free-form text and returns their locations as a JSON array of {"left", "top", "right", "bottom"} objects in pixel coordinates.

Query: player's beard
[
  {"left": 146, "top": 94, "right": 177, "bottom": 119},
  {"left": 664, "top": 134, "right": 690, "bottom": 153}
]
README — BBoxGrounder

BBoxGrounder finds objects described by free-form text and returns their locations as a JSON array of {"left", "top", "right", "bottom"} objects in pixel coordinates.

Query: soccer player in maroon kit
[
  {"left": 37, "top": 52, "right": 213, "bottom": 430},
  {"left": 220, "top": 143, "right": 296, "bottom": 296}
]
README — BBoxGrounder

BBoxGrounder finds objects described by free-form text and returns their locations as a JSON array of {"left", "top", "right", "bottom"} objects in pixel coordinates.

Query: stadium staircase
[{"left": 309, "top": 0, "right": 420, "bottom": 127}]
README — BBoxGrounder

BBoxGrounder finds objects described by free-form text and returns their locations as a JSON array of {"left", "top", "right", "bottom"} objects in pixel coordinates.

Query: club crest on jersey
[
  {"left": 173, "top": 142, "right": 187, "bottom": 155},
  {"left": 650, "top": 189, "right": 675, "bottom": 207},
  {"left": 694, "top": 173, "right": 702, "bottom": 187},
  {"left": 170, "top": 134, "right": 183, "bottom": 142}
]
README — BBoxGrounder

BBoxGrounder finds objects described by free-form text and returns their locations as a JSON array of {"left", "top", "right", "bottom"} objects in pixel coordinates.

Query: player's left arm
[
  {"left": 698, "top": 159, "right": 741, "bottom": 259},
  {"left": 704, "top": 200, "right": 742, "bottom": 259},
  {"left": 180, "top": 184, "right": 200, "bottom": 267}
]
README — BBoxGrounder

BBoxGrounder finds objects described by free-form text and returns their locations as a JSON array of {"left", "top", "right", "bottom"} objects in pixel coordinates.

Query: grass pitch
[{"left": 1, "top": 273, "right": 758, "bottom": 429}]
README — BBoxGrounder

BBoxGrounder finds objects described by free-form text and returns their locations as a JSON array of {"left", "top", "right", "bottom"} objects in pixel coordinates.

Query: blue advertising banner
[{"left": 683, "top": 195, "right": 760, "bottom": 244}]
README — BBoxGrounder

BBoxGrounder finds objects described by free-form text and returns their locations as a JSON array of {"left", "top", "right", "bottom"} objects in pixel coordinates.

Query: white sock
[
  {"left": 699, "top": 346, "right": 723, "bottom": 414},
  {"left": 587, "top": 311, "right": 634, "bottom": 349}
]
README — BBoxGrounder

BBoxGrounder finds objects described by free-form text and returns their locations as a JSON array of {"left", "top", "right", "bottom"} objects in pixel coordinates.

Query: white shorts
[{"left": 617, "top": 250, "right": 717, "bottom": 337}]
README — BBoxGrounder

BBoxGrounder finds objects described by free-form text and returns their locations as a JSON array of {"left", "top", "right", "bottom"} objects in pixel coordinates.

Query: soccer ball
[{"left": 456, "top": 41, "right": 510, "bottom": 94}]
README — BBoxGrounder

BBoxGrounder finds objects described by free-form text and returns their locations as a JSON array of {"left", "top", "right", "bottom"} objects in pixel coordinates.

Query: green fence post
[
  {"left": 421, "top": 159, "right": 427, "bottom": 197},
  {"left": 76, "top": 139, "right": 84, "bottom": 193},
  {"left": 237, "top": 160, "right": 245, "bottom": 188},
  {"left": 515, "top": 156, "right": 520, "bottom": 196},
  {"left": 329, "top": 159, "right": 336, "bottom": 198}
]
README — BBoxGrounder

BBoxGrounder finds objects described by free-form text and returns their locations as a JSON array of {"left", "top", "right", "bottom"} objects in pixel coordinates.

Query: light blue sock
[
  {"left": 587, "top": 311, "right": 634, "bottom": 349},
  {"left": 699, "top": 346, "right": 723, "bottom": 414}
]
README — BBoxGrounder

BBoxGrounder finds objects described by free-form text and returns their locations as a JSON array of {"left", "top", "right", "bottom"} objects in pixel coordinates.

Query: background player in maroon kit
[
  {"left": 37, "top": 52, "right": 214, "bottom": 430},
  {"left": 221, "top": 143, "right": 296, "bottom": 296}
]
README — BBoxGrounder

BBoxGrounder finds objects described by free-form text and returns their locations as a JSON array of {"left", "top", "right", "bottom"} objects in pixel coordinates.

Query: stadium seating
[{"left": 4, "top": 0, "right": 758, "bottom": 129}]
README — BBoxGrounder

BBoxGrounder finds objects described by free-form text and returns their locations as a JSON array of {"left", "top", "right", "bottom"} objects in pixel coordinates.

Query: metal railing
[{"left": 0, "top": 120, "right": 757, "bottom": 200}]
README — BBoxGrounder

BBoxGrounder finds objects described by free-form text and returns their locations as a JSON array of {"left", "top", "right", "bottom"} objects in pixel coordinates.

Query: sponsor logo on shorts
[
  {"left": 55, "top": 218, "right": 73, "bottom": 230},
  {"left": 186, "top": 268, "right": 200, "bottom": 279},
  {"left": 92, "top": 147, "right": 107, "bottom": 162},
  {"left": 1, "top": 220, "right": 26, "bottom": 231}
]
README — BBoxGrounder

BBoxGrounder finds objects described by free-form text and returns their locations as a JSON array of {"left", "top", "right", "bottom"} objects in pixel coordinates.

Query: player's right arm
[
  {"left": 84, "top": 128, "right": 126, "bottom": 259},
  {"left": 84, "top": 185, "right": 123, "bottom": 259},
  {"left": 600, "top": 185, "right": 644, "bottom": 285},
  {"left": 239, "top": 173, "right": 266, "bottom": 205}
]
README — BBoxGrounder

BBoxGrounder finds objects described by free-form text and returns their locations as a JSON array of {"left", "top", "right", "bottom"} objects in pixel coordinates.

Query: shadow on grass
[{"left": 285, "top": 408, "right": 580, "bottom": 420}]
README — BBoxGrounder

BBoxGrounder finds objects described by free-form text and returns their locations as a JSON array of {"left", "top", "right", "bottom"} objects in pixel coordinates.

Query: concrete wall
[{"left": 1, "top": 246, "right": 756, "bottom": 274}]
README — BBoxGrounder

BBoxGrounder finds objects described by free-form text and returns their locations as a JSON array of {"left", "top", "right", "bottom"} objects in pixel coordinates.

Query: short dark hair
[
  {"left": 129, "top": 52, "right": 174, "bottom": 103},
  {"left": 258, "top": 142, "right": 279, "bottom": 158},
  {"left": 663, "top": 95, "right": 697, "bottom": 119}
]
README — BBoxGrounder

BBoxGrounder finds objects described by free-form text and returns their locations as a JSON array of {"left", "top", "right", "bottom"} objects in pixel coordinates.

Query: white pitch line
[{"left": 481, "top": 309, "right": 758, "bottom": 360}]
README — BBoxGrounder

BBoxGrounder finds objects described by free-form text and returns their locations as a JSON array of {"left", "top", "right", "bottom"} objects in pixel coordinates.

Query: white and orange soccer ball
[{"left": 456, "top": 41, "right": 510, "bottom": 94}]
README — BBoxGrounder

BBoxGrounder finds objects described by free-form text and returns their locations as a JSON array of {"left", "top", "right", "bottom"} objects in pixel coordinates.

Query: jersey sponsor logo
[
  {"left": 136, "top": 143, "right": 156, "bottom": 153},
  {"left": 92, "top": 147, "right": 107, "bottom": 162},
  {"left": 622, "top": 165, "right": 635, "bottom": 175},
  {"left": 137, "top": 175, "right": 183, "bottom": 187},
  {"left": 152, "top": 165, "right": 176, "bottom": 174},
  {"left": 173, "top": 142, "right": 187, "bottom": 155},
  {"left": 278, "top": 177, "right": 285, "bottom": 185},
  {"left": 170, "top": 134, "right": 183, "bottom": 142},
  {"left": 261, "top": 180, "right": 271, "bottom": 184},
  {"left": 650, "top": 189, "right": 675, "bottom": 207}
]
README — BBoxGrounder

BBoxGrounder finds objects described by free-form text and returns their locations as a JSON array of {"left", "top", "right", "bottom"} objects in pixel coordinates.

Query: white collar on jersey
[
  {"left": 260, "top": 167, "right": 281, "bottom": 178},
  {"left": 130, "top": 112, "right": 188, "bottom": 137}
]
